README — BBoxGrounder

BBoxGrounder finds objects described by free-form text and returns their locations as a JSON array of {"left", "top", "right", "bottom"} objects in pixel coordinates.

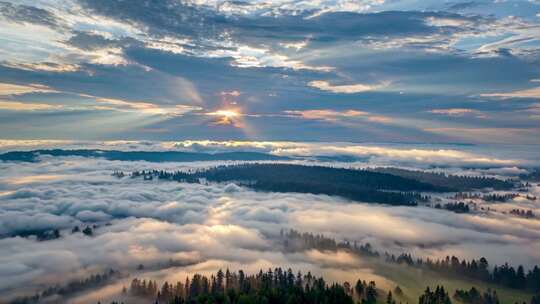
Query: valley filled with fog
[{"left": 0, "top": 140, "right": 539, "bottom": 303}]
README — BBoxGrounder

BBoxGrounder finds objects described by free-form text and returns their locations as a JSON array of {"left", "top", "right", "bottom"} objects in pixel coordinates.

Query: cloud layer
[{"left": 1, "top": 154, "right": 540, "bottom": 300}]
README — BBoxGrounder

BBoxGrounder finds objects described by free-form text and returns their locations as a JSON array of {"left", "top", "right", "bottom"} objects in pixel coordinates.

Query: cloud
[
  {"left": 0, "top": 82, "right": 57, "bottom": 96},
  {"left": 473, "top": 17, "right": 540, "bottom": 57},
  {"left": 284, "top": 109, "right": 368, "bottom": 120},
  {"left": 1, "top": 156, "right": 540, "bottom": 299},
  {"left": 0, "top": 211, "right": 74, "bottom": 236},
  {"left": 65, "top": 31, "right": 136, "bottom": 51},
  {"left": 428, "top": 108, "right": 487, "bottom": 118},
  {"left": 425, "top": 16, "right": 472, "bottom": 27},
  {"left": 0, "top": 2, "right": 539, "bottom": 143},
  {"left": 2, "top": 62, "right": 80, "bottom": 72},
  {"left": 425, "top": 127, "right": 540, "bottom": 144},
  {"left": 75, "top": 210, "right": 113, "bottom": 222},
  {"left": 481, "top": 86, "right": 540, "bottom": 99},
  {"left": 0, "top": 1, "right": 59, "bottom": 28},
  {"left": 219, "top": 90, "right": 241, "bottom": 97},
  {"left": 203, "top": 44, "right": 334, "bottom": 71},
  {"left": 92, "top": 97, "right": 202, "bottom": 116},
  {"left": 308, "top": 80, "right": 388, "bottom": 93},
  {"left": 284, "top": 109, "right": 394, "bottom": 124},
  {"left": 0, "top": 100, "right": 63, "bottom": 111}
]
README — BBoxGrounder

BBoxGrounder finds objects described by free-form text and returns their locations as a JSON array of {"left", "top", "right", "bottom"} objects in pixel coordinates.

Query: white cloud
[
  {"left": 189, "top": 0, "right": 386, "bottom": 16},
  {"left": 2, "top": 61, "right": 80, "bottom": 72},
  {"left": 0, "top": 100, "right": 63, "bottom": 111},
  {"left": 428, "top": 108, "right": 487, "bottom": 118},
  {"left": 425, "top": 17, "right": 471, "bottom": 27},
  {"left": 481, "top": 86, "right": 540, "bottom": 99},
  {"left": 284, "top": 109, "right": 394, "bottom": 123},
  {"left": 84, "top": 96, "right": 203, "bottom": 116},
  {"left": 308, "top": 80, "right": 388, "bottom": 93},
  {"left": 0, "top": 82, "right": 57, "bottom": 96},
  {"left": 279, "top": 39, "right": 310, "bottom": 51},
  {"left": 284, "top": 109, "right": 369, "bottom": 120},
  {"left": 207, "top": 43, "right": 334, "bottom": 71}
]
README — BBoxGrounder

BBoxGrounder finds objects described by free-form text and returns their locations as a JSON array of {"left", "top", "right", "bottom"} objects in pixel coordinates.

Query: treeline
[
  {"left": 521, "top": 169, "right": 540, "bottom": 182},
  {"left": 4, "top": 228, "right": 62, "bottom": 241},
  {"left": 4, "top": 222, "right": 103, "bottom": 241},
  {"left": 102, "top": 269, "right": 540, "bottom": 304},
  {"left": 127, "top": 164, "right": 445, "bottom": 205},
  {"left": 390, "top": 254, "right": 540, "bottom": 291},
  {"left": 419, "top": 286, "right": 452, "bottom": 304},
  {"left": 10, "top": 269, "right": 121, "bottom": 304},
  {"left": 281, "top": 229, "right": 379, "bottom": 257},
  {"left": 483, "top": 193, "right": 520, "bottom": 203},
  {"left": 72, "top": 224, "right": 99, "bottom": 236},
  {"left": 126, "top": 268, "right": 359, "bottom": 304},
  {"left": 370, "top": 168, "right": 514, "bottom": 191},
  {"left": 434, "top": 202, "right": 471, "bottom": 213},
  {"left": 453, "top": 287, "right": 499, "bottom": 304},
  {"left": 122, "top": 269, "right": 459, "bottom": 304},
  {"left": 509, "top": 209, "right": 535, "bottom": 218},
  {"left": 281, "top": 229, "right": 540, "bottom": 293},
  {"left": 0, "top": 149, "right": 287, "bottom": 163},
  {"left": 453, "top": 192, "right": 522, "bottom": 202}
]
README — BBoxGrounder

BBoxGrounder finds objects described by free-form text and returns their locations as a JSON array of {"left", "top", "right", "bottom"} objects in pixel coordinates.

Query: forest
[
  {"left": 0, "top": 149, "right": 287, "bottom": 163},
  {"left": 9, "top": 230, "right": 540, "bottom": 304},
  {"left": 434, "top": 202, "right": 471, "bottom": 213},
  {"left": 281, "top": 229, "right": 540, "bottom": 293},
  {"left": 128, "top": 164, "right": 441, "bottom": 206},
  {"left": 452, "top": 193, "right": 524, "bottom": 203},
  {"left": 98, "top": 268, "right": 535, "bottom": 304},
  {"left": 127, "top": 164, "right": 516, "bottom": 206},
  {"left": 369, "top": 168, "right": 514, "bottom": 191},
  {"left": 104, "top": 268, "right": 456, "bottom": 304},
  {"left": 521, "top": 169, "right": 540, "bottom": 182}
]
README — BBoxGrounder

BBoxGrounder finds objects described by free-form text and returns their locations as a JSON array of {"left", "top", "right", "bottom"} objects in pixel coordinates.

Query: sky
[{"left": 0, "top": 0, "right": 540, "bottom": 144}]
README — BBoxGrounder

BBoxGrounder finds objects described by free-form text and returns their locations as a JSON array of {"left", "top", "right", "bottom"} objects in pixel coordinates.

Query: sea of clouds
[{"left": 1, "top": 141, "right": 540, "bottom": 301}]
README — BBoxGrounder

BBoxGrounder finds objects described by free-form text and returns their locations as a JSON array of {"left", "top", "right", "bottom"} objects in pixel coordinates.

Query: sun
[
  {"left": 206, "top": 108, "right": 243, "bottom": 127},
  {"left": 208, "top": 109, "right": 240, "bottom": 118}
]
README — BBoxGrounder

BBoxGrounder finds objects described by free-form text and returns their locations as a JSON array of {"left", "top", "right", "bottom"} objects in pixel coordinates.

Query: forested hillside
[
  {"left": 0, "top": 149, "right": 287, "bottom": 162},
  {"left": 128, "top": 164, "right": 518, "bottom": 206},
  {"left": 130, "top": 164, "right": 444, "bottom": 205},
  {"left": 369, "top": 168, "right": 514, "bottom": 191}
]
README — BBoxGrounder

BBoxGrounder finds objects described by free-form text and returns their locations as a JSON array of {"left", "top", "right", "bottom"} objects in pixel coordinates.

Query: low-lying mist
[{"left": 1, "top": 152, "right": 539, "bottom": 302}]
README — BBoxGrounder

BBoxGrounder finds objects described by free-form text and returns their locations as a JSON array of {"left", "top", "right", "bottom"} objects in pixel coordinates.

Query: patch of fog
[{"left": 1, "top": 157, "right": 540, "bottom": 300}]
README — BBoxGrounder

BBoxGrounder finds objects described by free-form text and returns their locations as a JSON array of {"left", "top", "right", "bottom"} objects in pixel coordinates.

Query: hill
[{"left": 0, "top": 149, "right": 288, "bottom": 163}]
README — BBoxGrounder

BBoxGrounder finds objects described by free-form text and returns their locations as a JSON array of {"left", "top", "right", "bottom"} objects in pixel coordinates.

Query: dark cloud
[
  {"left": 78, "top": 0, "right": 225, "bottom": 39},
  {"left": 0, "top": 1, "right": 59, "bottom": 28},
  {"left": 65, "top": 31, "right": 140, "bottom": 51},
  {"left": 76, "top": 0, "right": 479, "bottom": 51},
  {"left": 0, "top": 62, "right": 201, "bottom": 105},
  {"left": 446, "top": 1, "right": 482, "bottom": 11}
]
